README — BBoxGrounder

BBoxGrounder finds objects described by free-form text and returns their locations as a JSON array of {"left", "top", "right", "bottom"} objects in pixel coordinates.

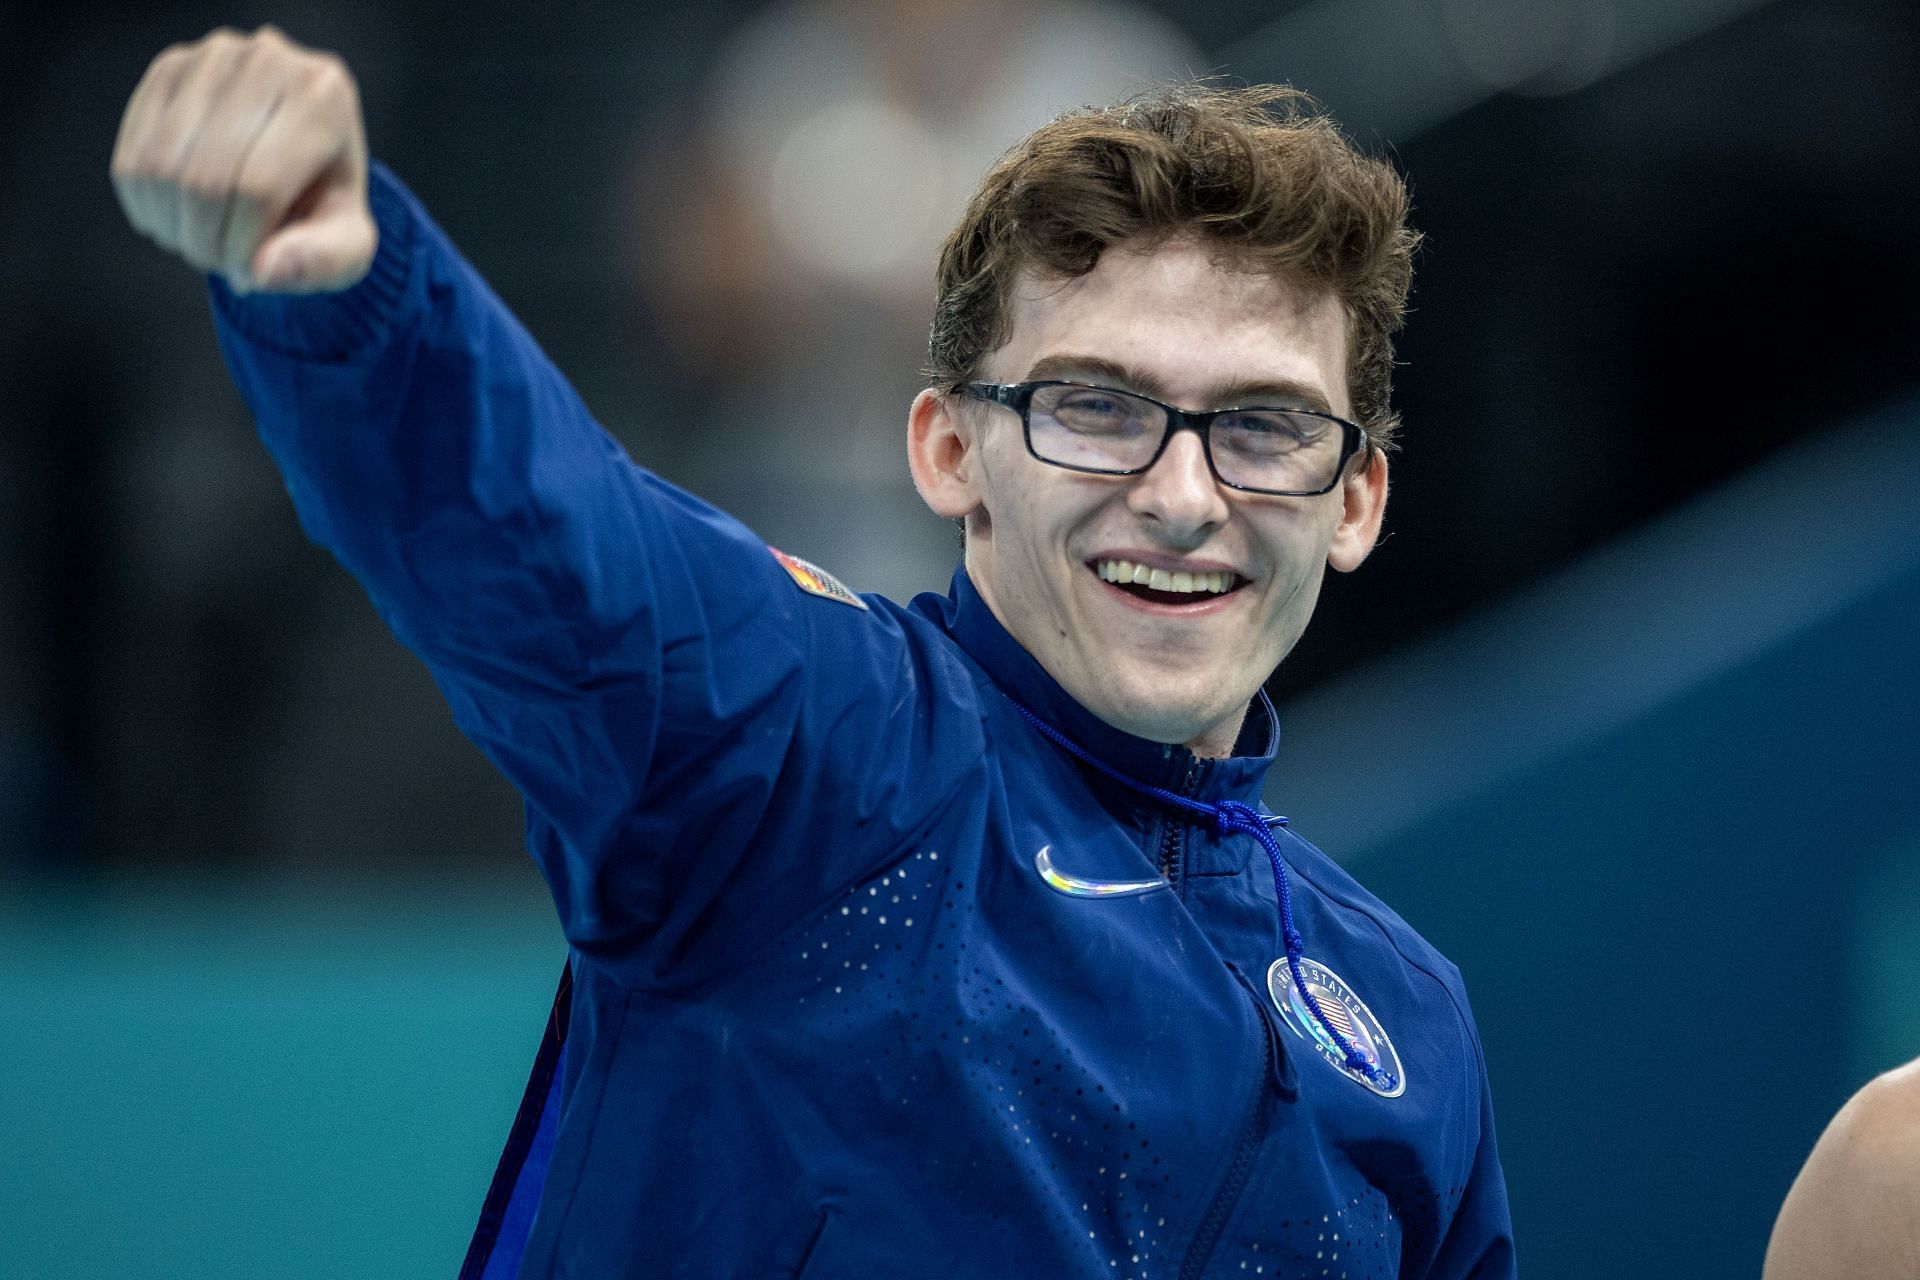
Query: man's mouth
[{"left": 1093, "top": 557, "right": 1246, "bottom": 606}]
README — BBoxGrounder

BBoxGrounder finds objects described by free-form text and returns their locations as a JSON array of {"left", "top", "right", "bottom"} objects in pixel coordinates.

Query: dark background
[
  {"left": 4, "top": 0, "right": 1914, "bottom": 873},
  {"left": 2, "top": 1, "right": 1917, "bottom": 1276}
]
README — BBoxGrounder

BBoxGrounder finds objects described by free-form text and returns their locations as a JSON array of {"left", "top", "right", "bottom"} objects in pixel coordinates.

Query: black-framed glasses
[{"left": 958, "top": 380, "right": 1364, "bottom": 497}]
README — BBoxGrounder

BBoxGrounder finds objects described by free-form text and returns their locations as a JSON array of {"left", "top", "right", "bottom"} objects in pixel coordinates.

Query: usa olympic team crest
[{"left": 1266, "top": 956, "right": 1407, "bottom": 1098}]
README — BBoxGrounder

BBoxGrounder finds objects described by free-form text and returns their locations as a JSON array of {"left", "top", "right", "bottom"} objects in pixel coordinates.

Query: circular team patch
[{"left": 1267, "top": 956, "right": 1407, "bottom": 1098}]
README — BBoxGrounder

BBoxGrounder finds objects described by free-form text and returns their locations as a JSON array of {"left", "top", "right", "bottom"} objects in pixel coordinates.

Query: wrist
[{"left": 208, "top": 159, "right": 417, "bottom": 362}]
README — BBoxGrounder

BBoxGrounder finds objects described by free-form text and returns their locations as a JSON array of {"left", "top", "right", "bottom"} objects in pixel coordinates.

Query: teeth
[{"left": 1095, "top": 559, "right": 1235, "bottom": 595}]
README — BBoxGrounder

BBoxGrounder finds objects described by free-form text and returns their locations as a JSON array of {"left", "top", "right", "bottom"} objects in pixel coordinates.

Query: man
[
  {"left": 112, "top": 25, "right": 1515, "bottom": 1279},
  {"left": 1765, "top": 1058, "right": 1920, "bottom": 1279}
]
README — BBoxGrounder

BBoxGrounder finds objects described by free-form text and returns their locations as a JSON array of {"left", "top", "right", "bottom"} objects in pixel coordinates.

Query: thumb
[{"left": 251, "top": 199, "right": 377, "bottom": 294}]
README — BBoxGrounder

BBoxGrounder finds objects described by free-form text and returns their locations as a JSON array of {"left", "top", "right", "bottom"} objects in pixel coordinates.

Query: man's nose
[{"left": 1124, "top": 428, "right": 1231, "bottom": 542}]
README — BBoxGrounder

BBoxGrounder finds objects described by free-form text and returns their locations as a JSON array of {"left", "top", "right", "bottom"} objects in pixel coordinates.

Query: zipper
[
  {"left": 1156, "top": 756, "right": 1203, "bottom": 886},
  {"left": 1176, "top": 974, "right": 1275, "bottom": 1280}
]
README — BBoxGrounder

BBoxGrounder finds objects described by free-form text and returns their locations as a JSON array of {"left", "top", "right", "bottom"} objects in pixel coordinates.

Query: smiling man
[
  {"left": 912, "top": 239, "right": 1383, "bottom": 757},
  {"left": 113, "top": 26, "right": 1515, "bottom": 1280}
]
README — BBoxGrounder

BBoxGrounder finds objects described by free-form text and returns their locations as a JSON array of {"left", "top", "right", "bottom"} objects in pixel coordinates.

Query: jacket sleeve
[
  {"left": 1426, "top": 1030, "right": 1518, "bottom": 1279},
  {"left": 209, "top": 163, "right": 985, "bottom": 984}
]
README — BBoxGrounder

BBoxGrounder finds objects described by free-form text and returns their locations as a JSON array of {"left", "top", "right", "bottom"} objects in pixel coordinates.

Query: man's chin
[{"left": 1075, "top": 677, "right": 1252, "bottom": 753}]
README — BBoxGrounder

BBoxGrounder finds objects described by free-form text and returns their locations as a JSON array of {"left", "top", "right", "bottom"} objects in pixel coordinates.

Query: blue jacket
[{"left": 210, "top": 165, "right": 1516, "bottom": 1280}]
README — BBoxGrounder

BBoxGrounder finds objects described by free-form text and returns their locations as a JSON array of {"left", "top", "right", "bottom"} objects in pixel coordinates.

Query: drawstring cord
[{"left": 1009, "top": 699, "right": 1394, "bottom": 1091}]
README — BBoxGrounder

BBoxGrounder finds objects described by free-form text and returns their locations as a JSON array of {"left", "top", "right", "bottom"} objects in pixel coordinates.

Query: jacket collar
[{"left": 916, "top": 565, "right": 1279, "bottom": 807}]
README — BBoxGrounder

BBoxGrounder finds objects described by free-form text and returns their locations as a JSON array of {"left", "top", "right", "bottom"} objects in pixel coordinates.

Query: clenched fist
[{"left": 111, "top": 25, "right": 376, "bottom": 294}]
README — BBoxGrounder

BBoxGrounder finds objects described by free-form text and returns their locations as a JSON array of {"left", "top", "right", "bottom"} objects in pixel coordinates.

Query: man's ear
[
  {"left": 1328, "top": 447, "right": 1388, "bottom": 573},
  {"left": 908, "top": 387, "right": 985, "bottom": 520}
]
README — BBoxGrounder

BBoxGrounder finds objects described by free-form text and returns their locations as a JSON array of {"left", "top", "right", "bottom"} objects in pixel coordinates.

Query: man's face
[{"left": 910, "top": 237, "right": 1388, "bottom": 756}]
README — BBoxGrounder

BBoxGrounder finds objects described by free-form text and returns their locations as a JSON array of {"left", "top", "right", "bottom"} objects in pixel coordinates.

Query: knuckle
[
  {"left": 234, "top": 26, "right": 284, "bottom": 65},
  {"left": 192, "top": 28, "right": 240, "bottom": 61},
  {"left": 142, "top": 44, "right": 190, "bottom": 86},
  {"left": 307, "top": 51, "right": 355, "bottom": 92}
]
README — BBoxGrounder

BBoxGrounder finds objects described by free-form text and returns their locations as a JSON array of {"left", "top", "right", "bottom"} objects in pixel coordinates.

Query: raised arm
[{"left": 109, "top": 28, "right": 985, "bottom": 981}]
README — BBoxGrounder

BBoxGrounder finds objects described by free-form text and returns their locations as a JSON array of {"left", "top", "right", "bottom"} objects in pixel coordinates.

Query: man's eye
[
  {"left": 1051, "top": 392, "right": 1147, "bottom": 431},
  {"left": 1219, "top": 412, "right": 1318, "bottom": 444},
  {"left": 1059, "top": 394, "right": 1127, "bottom": 417}
]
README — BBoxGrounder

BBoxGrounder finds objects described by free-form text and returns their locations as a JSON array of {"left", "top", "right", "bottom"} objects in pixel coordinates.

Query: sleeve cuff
[{"left": 207, "top": 159, "right": 420, "bottom": 362}]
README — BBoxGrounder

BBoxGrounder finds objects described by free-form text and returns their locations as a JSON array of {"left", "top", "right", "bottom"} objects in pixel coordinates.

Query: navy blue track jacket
[{"left": 209, "top": 164, "right": 1516, "bottom": 1279}]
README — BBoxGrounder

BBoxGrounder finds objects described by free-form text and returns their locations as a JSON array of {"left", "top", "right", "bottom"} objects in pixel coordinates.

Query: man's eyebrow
[{"left": 1024, "top": 353, "right": 1337, "bottom": 415}]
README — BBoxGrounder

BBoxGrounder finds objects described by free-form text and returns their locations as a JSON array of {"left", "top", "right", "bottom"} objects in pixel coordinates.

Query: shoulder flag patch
[{"left": 769, "top": 547, "right": 868, "bottom": 610}]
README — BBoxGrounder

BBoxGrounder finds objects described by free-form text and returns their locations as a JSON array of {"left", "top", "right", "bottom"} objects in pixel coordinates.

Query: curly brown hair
[{"left": 927, "top": 84, "right": 1419, "bottom": 453}]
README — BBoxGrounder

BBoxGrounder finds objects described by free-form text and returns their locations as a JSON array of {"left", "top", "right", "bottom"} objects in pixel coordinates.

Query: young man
[{"left": 113, "top": 25, "right": 1516, "bottom": 1279}]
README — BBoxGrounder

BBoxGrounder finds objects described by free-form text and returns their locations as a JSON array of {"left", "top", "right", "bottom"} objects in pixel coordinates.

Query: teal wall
[
  {"left": 1353, "top": 560, "right": 1920, "bottom": 1279},
  {"left": 1858, "top": 834, "right": 1920, "bottom": 1078},
  {"left": 0, "top": 883, "right": 557, "bottom": 1279}
]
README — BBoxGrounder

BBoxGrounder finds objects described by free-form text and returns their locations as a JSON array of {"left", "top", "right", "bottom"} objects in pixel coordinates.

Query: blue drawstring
[{"left": 1009, "top": 699, "right": 1394, "bottom": 1091}]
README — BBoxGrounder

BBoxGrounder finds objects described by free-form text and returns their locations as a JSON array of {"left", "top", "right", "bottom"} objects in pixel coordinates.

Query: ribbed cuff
[{"left": 207, "top": 159, "right": 419, "bottom": 362}]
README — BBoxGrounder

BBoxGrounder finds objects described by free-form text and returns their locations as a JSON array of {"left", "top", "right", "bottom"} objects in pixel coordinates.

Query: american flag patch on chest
[{"left": 769, "top": 547, "right": 868, "bottom": 610}]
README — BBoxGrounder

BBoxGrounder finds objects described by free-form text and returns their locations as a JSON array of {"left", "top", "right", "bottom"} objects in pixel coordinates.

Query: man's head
[{"left": 908, "top": 85, "right": 1416, "bottom": 756}]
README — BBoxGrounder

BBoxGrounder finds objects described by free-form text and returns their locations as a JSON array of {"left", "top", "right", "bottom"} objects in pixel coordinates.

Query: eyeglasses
[{"left": 958, "top": 380, "right": 1364, "bottom": 497}]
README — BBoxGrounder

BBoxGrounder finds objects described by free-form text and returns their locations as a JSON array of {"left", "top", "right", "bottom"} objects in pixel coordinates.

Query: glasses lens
[
  {"left": 1022, "top": 384, "right": 1350, "bottom": 494},
  {"left": 1210, "top": 410, "right": 1345, "bottom": 494},
  {"left": 1027, "top": 384, "right": 1164, "bottom": 473}
]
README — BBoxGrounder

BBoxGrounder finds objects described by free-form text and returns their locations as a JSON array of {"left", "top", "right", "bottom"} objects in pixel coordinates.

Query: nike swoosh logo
[{"left": 1034, "top": 845, "right": 1170, "bottom": 899}]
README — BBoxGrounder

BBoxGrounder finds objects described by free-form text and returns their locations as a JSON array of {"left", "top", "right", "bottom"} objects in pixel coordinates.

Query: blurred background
[{"left": 2, "top": 0, "right": 1916, "bottom": 1275}]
